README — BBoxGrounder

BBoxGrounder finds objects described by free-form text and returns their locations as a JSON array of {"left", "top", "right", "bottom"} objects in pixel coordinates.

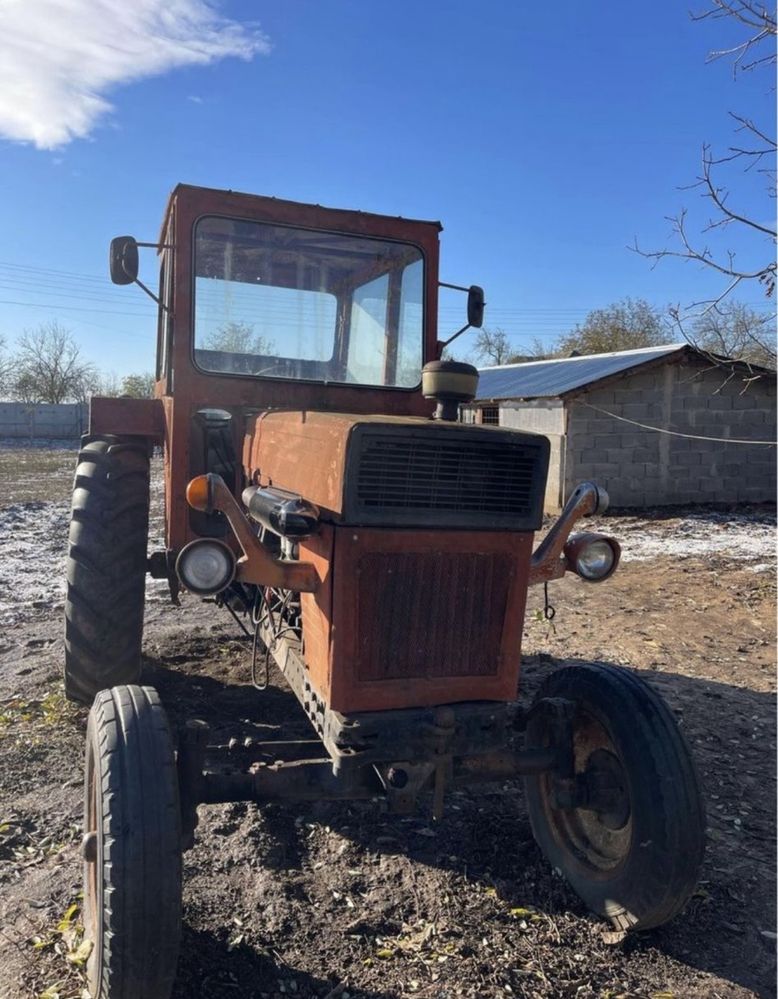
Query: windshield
[{"left": 193, "top": 216, "right": 424, "bottom": 387}]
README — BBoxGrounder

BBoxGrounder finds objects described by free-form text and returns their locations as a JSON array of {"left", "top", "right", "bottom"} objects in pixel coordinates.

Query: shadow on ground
[{"left": 141, "top": 643, "right": 777, "bottom": 999}]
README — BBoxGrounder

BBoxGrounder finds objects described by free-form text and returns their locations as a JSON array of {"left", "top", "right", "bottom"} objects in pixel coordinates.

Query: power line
[{"left": 0, "top": 297, "right": 154, "bottom": 318}]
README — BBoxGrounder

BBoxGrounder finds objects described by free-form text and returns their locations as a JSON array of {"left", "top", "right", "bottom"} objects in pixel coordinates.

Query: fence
[{"left": 0, "top": 402, "right": 88, "bottom": 439}]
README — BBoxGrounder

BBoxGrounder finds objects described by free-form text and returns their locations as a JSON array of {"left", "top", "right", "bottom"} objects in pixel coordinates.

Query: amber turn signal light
[{"left": 186, "top": 474, "right": 212, "bottom": 513}]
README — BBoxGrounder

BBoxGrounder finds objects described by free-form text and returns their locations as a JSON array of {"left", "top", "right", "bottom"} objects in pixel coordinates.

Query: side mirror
[
  {"left": 467, "top": 285, "right": 485, "bottom": 328},
  {"left": 109, "top": 236, "right": 139, "bottom": 285}
]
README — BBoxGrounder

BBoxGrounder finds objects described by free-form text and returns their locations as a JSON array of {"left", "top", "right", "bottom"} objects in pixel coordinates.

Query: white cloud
[{"left": 0, "top": 0, "right": 269, "bottom": 149}]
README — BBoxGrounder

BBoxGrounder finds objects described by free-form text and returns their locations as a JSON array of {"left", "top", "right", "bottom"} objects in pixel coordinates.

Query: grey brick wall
[{"left": 565, "top": 355, "right": 776, "bottom": 507}]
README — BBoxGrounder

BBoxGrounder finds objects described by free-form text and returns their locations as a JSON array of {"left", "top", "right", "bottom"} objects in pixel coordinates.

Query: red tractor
[{"left": 64, "top": 185, "right": 705, "bottom": 999}]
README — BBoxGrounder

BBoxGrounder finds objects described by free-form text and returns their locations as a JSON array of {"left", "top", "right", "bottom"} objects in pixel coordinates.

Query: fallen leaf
[
  {"left": 56, "top": 903, "right": 79, "bottom": 933},
  {"left": 66, "top": 938, "right": 93, "bottom": 966}
]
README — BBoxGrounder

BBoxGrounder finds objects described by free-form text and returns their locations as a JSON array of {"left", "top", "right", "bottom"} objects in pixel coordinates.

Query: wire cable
[{"left": 576, "top": 400, "right": 777, "bottom": 446}]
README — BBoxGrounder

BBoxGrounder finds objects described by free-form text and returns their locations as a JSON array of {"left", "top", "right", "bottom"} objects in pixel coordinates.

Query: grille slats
[
  {"left": 348, "top": 428, "right": 549, "bottom": 529},
  {"left": 356, "top": 551, "right": 510, "bottom": 681}
]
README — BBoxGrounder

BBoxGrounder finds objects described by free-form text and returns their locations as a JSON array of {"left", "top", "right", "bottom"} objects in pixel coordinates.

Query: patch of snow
[
  {"left": 0, "top": 497, "right": 168, "bottom": 627},
  {"left": 589, "top": 512, "right": 776, "bottom": 565},
  {"left": 0, "top": 437, "right": 79, "bottom": 451},
  {"left": 0, "top": 501, "right": 69, "bottom": 626}
]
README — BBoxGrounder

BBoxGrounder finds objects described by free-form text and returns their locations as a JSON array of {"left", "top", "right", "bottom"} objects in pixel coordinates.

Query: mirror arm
[
  {"left": 134, "top": 241, "right": 173, "bottom": 309},
  {"left": 134, "top": 277, "right": 168, "bottom": 312},
  {"left": 440, "top": 322, "right": 471, "bottom": 348}
]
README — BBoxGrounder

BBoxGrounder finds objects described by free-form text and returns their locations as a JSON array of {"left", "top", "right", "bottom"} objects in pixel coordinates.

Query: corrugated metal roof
[{"left": 475, "top": 343, "right": 689, "bottom": 401}]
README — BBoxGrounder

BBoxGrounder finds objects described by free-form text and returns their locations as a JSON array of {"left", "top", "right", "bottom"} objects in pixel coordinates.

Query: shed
[{"left": 464, "top": 344, "right": 776, "bottom": 511}]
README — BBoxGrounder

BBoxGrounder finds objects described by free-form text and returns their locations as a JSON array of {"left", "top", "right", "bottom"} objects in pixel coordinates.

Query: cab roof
[{"left": 159, "top": 182, "right": 443, "bottom": 245}]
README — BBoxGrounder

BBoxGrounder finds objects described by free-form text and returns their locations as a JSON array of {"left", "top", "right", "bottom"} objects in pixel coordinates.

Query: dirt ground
[{"left": 0, "top": 441, "right": 775, "bottom": 999}]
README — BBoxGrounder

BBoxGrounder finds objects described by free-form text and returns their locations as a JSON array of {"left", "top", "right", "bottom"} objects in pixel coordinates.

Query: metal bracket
[{"left": 528, "top": 482, "right": 607, "bottom": 586}]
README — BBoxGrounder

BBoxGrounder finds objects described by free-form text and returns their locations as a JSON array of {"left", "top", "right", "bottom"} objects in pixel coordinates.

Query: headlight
[
  {"left": 564, "top": 533, "right": 620, "bottom": 582},
  {"left": 176, "top": 539, "right": 236, "bottom": 595}
]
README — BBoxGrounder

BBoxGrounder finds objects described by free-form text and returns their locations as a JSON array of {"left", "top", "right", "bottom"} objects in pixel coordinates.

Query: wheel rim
[
  {"left": 83, "top": 742, "right": 102, "bottom": 990},
  {"left": 538, "top": 707, "right": 632, "bottom": 875}
]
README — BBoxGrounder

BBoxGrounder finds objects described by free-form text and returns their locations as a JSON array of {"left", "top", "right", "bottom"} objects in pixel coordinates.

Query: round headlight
[
  {"left": 576, "top": 539, "right": 616, "bottom": 580},
  {"left": 564, "top": 533, "right": 620, "bottom": 582},
  {"left": 176, "top": 539, "right": 236, "bottom": 595}
]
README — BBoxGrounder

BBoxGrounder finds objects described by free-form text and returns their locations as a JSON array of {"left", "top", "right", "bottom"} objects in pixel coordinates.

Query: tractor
[{"left": 63, "top": 185, "right": 705, "bottom": 999}]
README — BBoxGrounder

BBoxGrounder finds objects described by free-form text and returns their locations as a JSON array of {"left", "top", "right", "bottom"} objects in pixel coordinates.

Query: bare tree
[
  {"left": 10, "top": 322, "right": 96, "bottom": 404},
  {"left": 96, "top": 371, "right": 122, "bottom": 397},
  {"left": 554, "top": 298, "right": 673, "bottom": 356},
  {"left": 635, "top": 2, "right": 777, "bottom": 311},
  {"left": 688, "top": 300, "right": 776, "bottom": 366},
  {"left": 473, "top": 328, "right": 513, "bottom": 365},
  {"left": 471, "top": 327, "right": 545, "bottom": 366}
]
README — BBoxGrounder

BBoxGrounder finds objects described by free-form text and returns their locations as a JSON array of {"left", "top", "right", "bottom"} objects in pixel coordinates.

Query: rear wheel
[
  {"left": 83, "top": 685, "right": 182, "bottom": 999},
  {"left": 524, "top": 663, "right": 705, "bottom": 931},
  {"left": 64, "top": 437, "right": 150, "bottom": 704}
]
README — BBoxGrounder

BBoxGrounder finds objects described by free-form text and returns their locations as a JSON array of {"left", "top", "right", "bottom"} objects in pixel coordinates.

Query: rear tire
[
  {"left": 83, "top": 685, "right": 182, "bottom": 999},
  {"left": 524, "top": 663, "right": 705, "bottom": 931},
  {"left": 64, "top": 437, "right": 150, "bottom": 704}
]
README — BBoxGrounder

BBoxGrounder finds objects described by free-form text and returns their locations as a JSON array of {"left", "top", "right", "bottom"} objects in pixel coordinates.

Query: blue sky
[{"left": 0, "top": 0, "right": 774, "bottom": 377}]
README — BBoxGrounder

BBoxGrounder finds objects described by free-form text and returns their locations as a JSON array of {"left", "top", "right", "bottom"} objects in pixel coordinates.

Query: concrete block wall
[
  {"left": 565, "top": 355, "right": 777, "bottom": 507},
  {"left": 489, "top": 400, "right": 566, "bottom": 513},
  {"left": 0, "top": 402, "right": 88, "bottom": 439}
]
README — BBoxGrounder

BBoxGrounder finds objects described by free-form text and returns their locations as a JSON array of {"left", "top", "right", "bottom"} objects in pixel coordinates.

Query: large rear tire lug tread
[{"left": 63, "top": 437, "right": 150, "bottom": 705}]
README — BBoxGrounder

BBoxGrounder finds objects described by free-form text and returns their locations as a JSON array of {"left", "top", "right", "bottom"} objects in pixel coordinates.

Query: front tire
[
  {"left": 83, "top": 685, "right": 182, "bottom": 999},
  {"left": 524, "top": 663, "right": 705, "bottom": 931},
  {"left": 64, "top": 437, "right": 150, "bottom": 704}
]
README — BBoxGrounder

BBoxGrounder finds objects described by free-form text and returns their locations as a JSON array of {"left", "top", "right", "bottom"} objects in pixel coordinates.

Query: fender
[{"left": 89, "top": 395, "right": 165, "bottom": 442}]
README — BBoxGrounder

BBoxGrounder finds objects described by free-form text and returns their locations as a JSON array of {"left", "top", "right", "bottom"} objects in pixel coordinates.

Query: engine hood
[{"left": 243, "top": 410, "right": 550, "bottom": 530}]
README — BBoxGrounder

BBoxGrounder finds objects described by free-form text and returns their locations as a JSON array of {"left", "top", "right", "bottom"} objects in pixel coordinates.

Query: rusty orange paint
[{"left": 304, "top": 526, "right": 533, "bottom": 714}]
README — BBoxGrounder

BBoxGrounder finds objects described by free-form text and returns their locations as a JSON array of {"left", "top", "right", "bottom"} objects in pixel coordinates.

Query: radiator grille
[
  {"left": 348, "top": 428, "right": 548, "bottom": 530},
  {"left": 356, "top": 551, "right": 511, "bottom": 681}
]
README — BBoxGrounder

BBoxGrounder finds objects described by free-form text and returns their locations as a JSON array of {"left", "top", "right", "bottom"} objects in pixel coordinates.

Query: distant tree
[
  {"left": 555, "top": 298, "right": 672, "bottom": 356},
  {"left": 474, "top": 328, "right": 511, "bottom": 365},
  {"left": 689, "top": 301, "right": 776, "bottom": 367},
  {"left": 0, "top": 335, "right": 10, "bottom": 397},
  {"left": 10, "top": 322, "right": 96, "bottom": 403},
  {"left": 205, "top": 321, "right": 274, "bottom": 355},
  {"left": 507, "top": 337, "right": 554, "bottom": 363},
  {"left": 120, "top": 372, "right": 156, "bottom": 398},
  {"left": 473, "top": 327, "right": 528, "bottom": 366},
  {"left": 96, "top": 371, "right": 121, "bottom": 397}
]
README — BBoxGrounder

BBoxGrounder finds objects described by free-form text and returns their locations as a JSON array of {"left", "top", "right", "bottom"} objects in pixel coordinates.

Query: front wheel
[
  {"left": 524, "top": 663, "right": 705, "bottom": 931},
  {"left": 83, "top": 685, "right": 182, "bottom": 998}
]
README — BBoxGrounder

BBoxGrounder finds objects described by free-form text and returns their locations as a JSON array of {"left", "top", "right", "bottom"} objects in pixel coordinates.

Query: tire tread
[
  {"left": 64, "top": 437, "right": 150, "bottom": 704},
  {"left": 86, "top": 685, "right": 181, "bottom": 999},
  {"left": 525, "top": 662, "right": 706, "bottom": 931}
]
